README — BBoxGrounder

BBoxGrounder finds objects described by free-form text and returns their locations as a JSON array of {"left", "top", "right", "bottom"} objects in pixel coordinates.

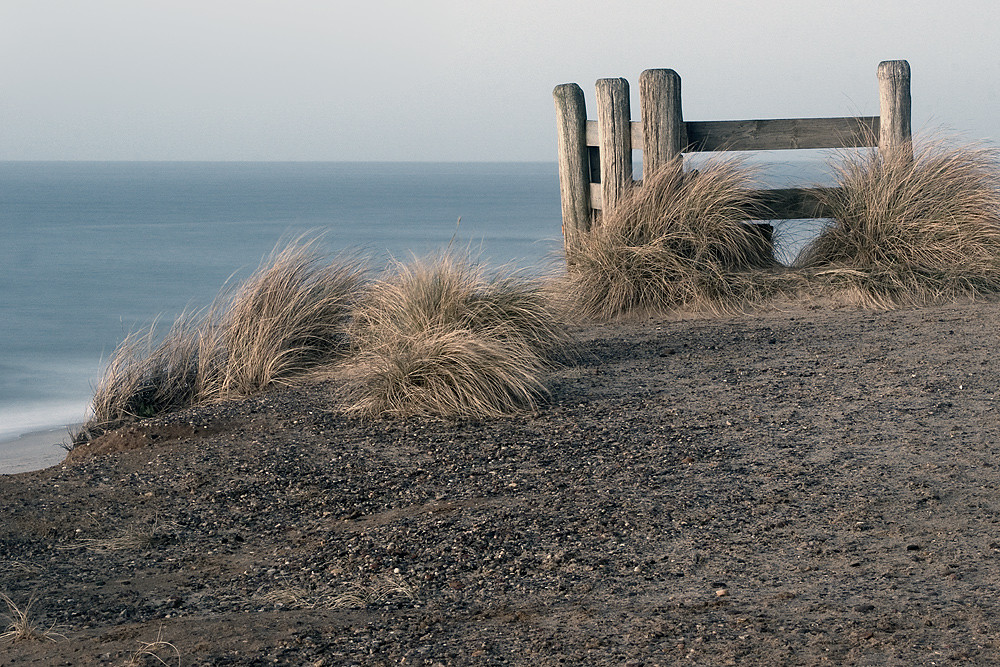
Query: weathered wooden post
[
  {"left": 553, "top": 83, "right": 592, "bottom": 253},
  {"left": 639, "top": 69, "right": 685, "bottom": 175},
  {"left": 877, "top": 60, "right": 912, "bottom": 162},
  {"left": 595, "top": 77, "right": 633, "bottom": 212}
]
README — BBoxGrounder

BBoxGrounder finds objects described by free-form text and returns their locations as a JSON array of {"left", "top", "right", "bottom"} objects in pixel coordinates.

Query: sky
[{"left": 1, "top": 0, "right": 997, "bottom": 161}]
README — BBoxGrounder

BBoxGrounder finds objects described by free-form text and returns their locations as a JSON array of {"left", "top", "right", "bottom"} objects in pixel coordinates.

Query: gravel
[{"left": 3, "top": 301, "right": 1000, "bottom": 664}]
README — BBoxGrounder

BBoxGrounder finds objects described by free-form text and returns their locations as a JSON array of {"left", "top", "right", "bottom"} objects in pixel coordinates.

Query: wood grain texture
[
  {"left": 589, "top": 184, "right": 838, "bottom": 221},
  {"left": 589, "top": 182, "right": 602, "bottom": 210},
  {"left": 585, "top": 120, "right": 642, "bottom": 148},
  {"left": 639, "top": 69, "right": 685, "bottom": 175},
  {"left": 553, "top": 83, "right": 593, "bottom": 250},
  {"left": 587, "top": 117, "right": 878, "bottom": 152},
  {"left": 595, "top": 78, "right": 634, "bottom": 213},
  {"left": 685, "top": 117, "right": 879, "bottom": 152},
  {"left": 878, "top": 60, "right": 912, "bottom": 162},
  {"left": 748, "top": 187, "right": 839, "bottom": 221}
]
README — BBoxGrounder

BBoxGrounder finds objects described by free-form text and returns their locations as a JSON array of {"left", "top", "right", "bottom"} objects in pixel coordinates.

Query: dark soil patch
[{"left": 64, "top": 422, "right": 237, "bottom": 465}]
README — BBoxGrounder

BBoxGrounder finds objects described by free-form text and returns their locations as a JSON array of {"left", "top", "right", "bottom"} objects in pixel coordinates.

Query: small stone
[{"left": 715, "top": 588, "right": 728, "bottom": 597}]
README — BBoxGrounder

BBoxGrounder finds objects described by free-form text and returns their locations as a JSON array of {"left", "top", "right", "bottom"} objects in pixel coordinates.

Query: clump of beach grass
[
  {"left": 565, "top": 158, "right": 786, "bottom": 319},
  {"left": 205, "top": 239, "right": 365, "bottom": 399},
  {"left": 798, "top": 138, "right": 1000, "bottom": 308},
  {"left": 347, "top": 252, "right": 567, "bottom": 418},
  {"left": 74, "top": 238, "right": 365, "bottom": 445},
  {"left": 79, "top": 313, "right": 214, "bottom": 443}
]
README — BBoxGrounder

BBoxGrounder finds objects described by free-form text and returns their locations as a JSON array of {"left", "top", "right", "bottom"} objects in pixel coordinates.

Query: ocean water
[{"left": 0, "top": 156, "right": 837, "bottom": 474}]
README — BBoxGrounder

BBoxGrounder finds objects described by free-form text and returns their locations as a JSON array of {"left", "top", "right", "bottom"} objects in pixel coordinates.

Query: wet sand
[{"left": 0, "top": 426, "right": 75, "bottom": 475}]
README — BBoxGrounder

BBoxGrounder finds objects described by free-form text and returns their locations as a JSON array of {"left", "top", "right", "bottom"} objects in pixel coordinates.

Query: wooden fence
[{"left": 553, "top": 60, "right": 912, "bottom": 253}]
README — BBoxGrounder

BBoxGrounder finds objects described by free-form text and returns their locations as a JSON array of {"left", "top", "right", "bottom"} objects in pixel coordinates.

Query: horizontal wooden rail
[
  {"left": 586, "top": 116, "right": 879, "bottom": 152},
  {"left": 750, "top": 187, "right": 839, "bottom": 220},
  {"left": 591, "top": 185, "right": 839, "bottom": 220},
  {"left": 688, "top": 117, "right": 879, "bottom": 152}
]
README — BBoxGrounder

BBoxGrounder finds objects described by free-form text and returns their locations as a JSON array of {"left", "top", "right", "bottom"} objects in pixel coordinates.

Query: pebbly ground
[{"left": 2, "top": 301, "right": 1000, "bottom": 665}]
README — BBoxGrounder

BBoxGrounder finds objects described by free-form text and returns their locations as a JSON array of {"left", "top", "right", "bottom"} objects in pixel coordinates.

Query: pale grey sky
[{"left": 2, "top": 0, "right": 997, "bottom": 161}]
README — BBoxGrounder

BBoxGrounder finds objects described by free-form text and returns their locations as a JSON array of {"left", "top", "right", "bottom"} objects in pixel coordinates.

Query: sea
[{"left": 0, "top": 155, "right": 837, "bottom": 474}]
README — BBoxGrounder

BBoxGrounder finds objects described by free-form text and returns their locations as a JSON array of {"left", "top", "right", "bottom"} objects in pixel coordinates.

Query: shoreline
[{"left": 0, "top": 424, "right": 76, "bottom": 475}]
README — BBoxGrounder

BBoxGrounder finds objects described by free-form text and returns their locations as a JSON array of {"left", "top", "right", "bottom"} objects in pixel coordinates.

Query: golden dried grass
[
  {"left": 206, "top": 239, "right": 364, "bottom": 398},
  {"left": 0, "top": 592, "right": 65, "bottom": 644},
  {"left": 81, "top": 313, "right": 213, "bottom": 443},
  {"left": 798, "top": 138, "right": 1000, "bottom": 307},
  {"left": 346, "top": 253, "right": 566, "bottom": 418},
  {"left": 565, "top": 158, "right": 788, "bottom": 319},
  {"left": 75, "top": 238, "right": 365, "bottom": 445}
]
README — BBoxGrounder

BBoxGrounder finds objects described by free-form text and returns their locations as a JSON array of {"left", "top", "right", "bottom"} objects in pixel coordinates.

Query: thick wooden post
[
  {"left": 595, "top": 77, "right": 633, "bottom": 213},
  {"left": 877, "top": 60, "right": 912, "bottom": 162},
  {"left": 639, "top": 69, "right": 685, "bottom": 176},
  {"left": 553, "top": 83, "right": 593, "bottom": 253}
]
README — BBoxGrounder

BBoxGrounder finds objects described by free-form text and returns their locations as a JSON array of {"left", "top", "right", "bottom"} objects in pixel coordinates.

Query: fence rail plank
[
  {"left": 585, "top": 120, "right": 642, "bottom": 152},
  {"left": 591, "top": 184, "right": 839, "bottom": 220},
  {"left": 687, "top": 117, "right": 879, "bottom": 152},
  {"left": 749, "top": 187, "right": 839, "bottom": 220},
  {"left": 590, "top": 183, "right": 602, "bottom": 209},
  {"left": 586, "top": 117, "right": 879, "bottom": 152}
]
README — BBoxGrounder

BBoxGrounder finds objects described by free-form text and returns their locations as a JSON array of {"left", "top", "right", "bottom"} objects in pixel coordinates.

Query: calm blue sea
[{"left": 0, "top": 157, "right": 835, "bottom": 473}]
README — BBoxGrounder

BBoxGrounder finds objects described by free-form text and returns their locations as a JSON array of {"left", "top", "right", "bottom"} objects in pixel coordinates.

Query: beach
[
  {"left": 0, "top": 428, "right": 74, "bottom": 476},
  {"left": 3, "top": 300, "right": 1000, "bottom": 664}
]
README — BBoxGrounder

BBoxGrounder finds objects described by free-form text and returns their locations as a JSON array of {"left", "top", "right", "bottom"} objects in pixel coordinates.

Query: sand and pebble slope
[{"left": 2, "top": 301, "right": 1000, "bottom": 665}]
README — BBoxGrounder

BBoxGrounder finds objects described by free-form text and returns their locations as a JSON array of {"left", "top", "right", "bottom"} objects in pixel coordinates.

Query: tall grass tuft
[
  {"left": 347, "top": 253, "right": 566, "bottom": 418},
  {"left": 565, "top": 158, "right": 784, "bottom": 319},
  {"left": 350, "top": 328, "right": 548, "bottom": 418},
  {"left": 80, "top": 314, "right": 215, "bottom": 443},
  {"left": 75, "top": 239, "right": 365, "bottom": 444},
  {"left": 798, "top": 138, "right": 1000, "bottom": 307},
  {"left": 206, "top": 240, "right": 365, "bottom": 399}
]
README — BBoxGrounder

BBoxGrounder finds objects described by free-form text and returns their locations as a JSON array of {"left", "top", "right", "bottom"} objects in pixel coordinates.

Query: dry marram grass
[
  {"left": 350, "top": 327, "right": 549, "bottom": 418},
  {"left": 798, "top": 138, "right": 1000, "bottom": 307},
  {"left": 123, "top": 626, "right": 181, "bottom": 667},
  {"left": 206, "top": 240, "right": 364, "bottom": 399},
  {"left": 80, "top": 313, "right": 212, "bottom": 443},
  {"left": 347, "top": 253, "right": 566, "bottom": 418},
  {"left": 77, "top": 244, "right": 567, "bottom": 432},
  {"left": 565, "top": 158, "right": 788, "bottom": 319},
  {"left": 74, "top": 239, "right": 365, "bottom": 445},
  {"left": 0, "top": 592, "right": 65, "bottom": 644}
]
